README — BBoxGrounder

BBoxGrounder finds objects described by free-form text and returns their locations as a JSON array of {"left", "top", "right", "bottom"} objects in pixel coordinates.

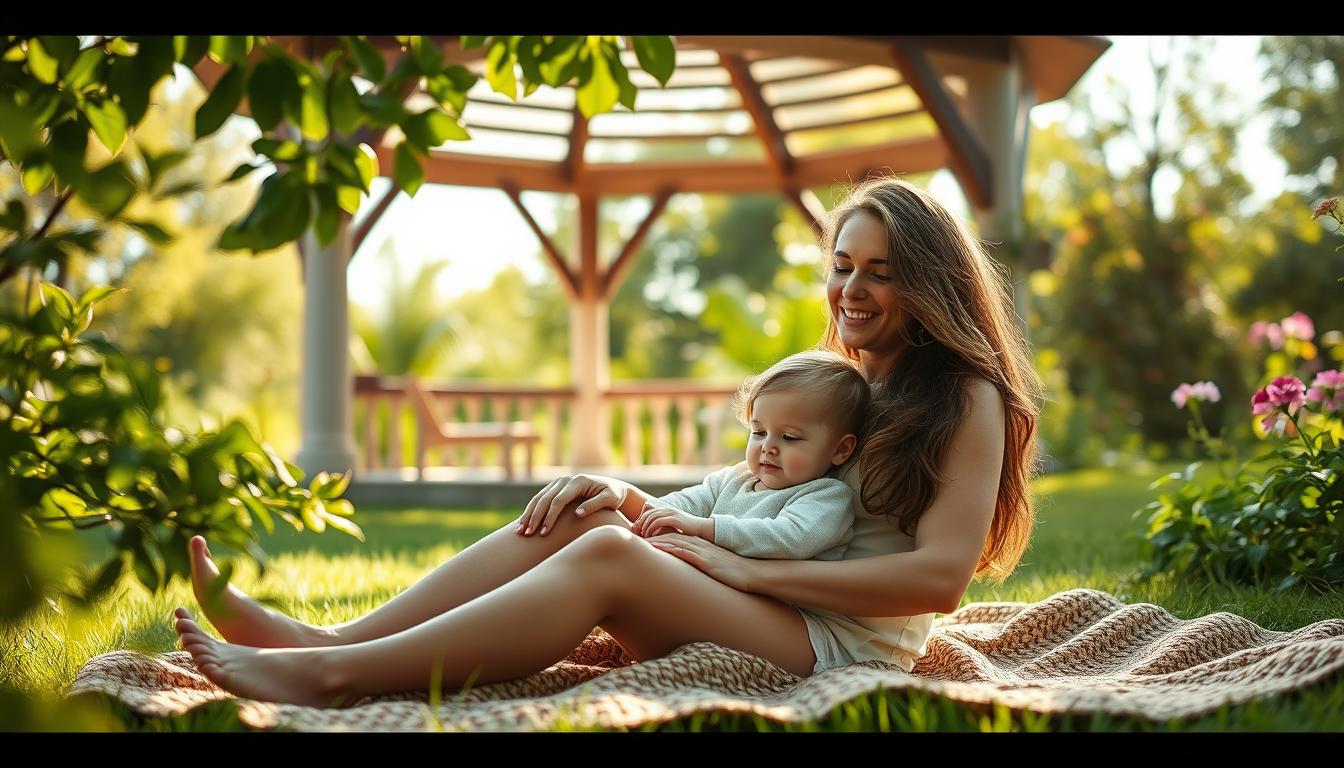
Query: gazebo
[{"left": 197, "top": 35, "right": 1109, "bottom": 494}]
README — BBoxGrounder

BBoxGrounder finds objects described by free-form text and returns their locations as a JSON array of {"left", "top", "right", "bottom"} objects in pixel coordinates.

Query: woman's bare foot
[
  {"left": 187, "top": 536, "right": 335, "bottom": 648},
  {"left": 175, "top": 612, "right": 350, "bottom": 707}
]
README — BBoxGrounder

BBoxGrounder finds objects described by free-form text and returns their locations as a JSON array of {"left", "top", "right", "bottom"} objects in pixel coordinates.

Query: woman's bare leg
[
  {"left": 186, "top": 503, "right": 632, "bottom": 648},
  {"left": 175, "top": 526, "right": 816, "bottom": 707}
]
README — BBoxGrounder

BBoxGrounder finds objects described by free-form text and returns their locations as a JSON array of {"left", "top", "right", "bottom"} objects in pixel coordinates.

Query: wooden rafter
[
  {"left": 350, "top": 181, "right": 400, "bottom": 259},
  {"left": 602, "top": 187, "right": 675, "bottom": 300},
  {"left": 720, "top": 53, "right": 793, "bottom": 179},
  {"left": 887, "top": 42, "right": 992, "bottom": 209},
  {"left": 564, "top": 106, "right": 588, "bottom": 184},
  {"left": 501, "top": 183, "right": 579, "bottom": 299}
]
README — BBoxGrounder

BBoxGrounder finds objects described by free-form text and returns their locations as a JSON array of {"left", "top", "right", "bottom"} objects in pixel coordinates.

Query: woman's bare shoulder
[{"left": 964, "top": 377, "right": 1006, "bottom": 422}]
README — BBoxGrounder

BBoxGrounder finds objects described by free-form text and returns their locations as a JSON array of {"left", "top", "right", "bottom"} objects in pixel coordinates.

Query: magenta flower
[
  {"left": 1265, "top": 375, "right": 1307, "bottom": 412},
  {"left": 1280, "top": 311, "right": 1315, "bottom": 342},
  {"left": 1252, "top": 388, "right": 1274, "bottom": 416},
  {"left": 1307, "top": 369, "right": 1344, "bottom": 412}
]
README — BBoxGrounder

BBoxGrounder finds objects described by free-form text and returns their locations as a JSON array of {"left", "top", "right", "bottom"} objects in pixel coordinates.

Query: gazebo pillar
[
  {"left": 961, "top": 45, "right": 1036, "bottom": 327},
  {"left": 295, "top": 219, "right": 358, "bottom": 478},
  {"left": 569, "top": 194, "right": 610, "bottom": 468}
]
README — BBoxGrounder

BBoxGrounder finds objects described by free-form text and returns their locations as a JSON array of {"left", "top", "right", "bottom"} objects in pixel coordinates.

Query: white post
[
  {"left": 569, "top": 195, "right": 610, "bottom": 468},
  {"left": 295, "top": 219, "right": 357, "bottom": 477},
  {"left": 961, "top": 44, "right": 1036, "bottom": 329}
]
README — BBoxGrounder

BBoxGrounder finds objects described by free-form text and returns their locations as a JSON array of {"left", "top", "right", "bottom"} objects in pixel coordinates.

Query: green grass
[{"left": 3, "top": 465, "right": 1342, "bottom": 732}]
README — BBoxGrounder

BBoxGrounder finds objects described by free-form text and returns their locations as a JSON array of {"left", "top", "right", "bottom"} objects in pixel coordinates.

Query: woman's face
[{"left": 827, "top": 211, "right": 905, "bottom": 371}]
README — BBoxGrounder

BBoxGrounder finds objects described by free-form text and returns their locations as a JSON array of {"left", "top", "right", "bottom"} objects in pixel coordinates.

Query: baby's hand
[{"left": 633, "top": 503, "right": 705, "bottom": 539}]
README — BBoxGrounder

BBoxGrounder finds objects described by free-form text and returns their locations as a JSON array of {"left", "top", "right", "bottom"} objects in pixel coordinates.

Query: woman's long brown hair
[{"left": 820, "top": 176, "right": 1043, "bottom": 584}]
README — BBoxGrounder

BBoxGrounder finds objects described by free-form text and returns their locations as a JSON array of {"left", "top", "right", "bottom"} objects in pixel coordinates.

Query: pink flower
[
  {"left": 1307, "top": 369, "right": 1344, "bottom": 412},
  {"left": 1280, "top": 311, "right": 1315, "bottom": 342},
  {"left": 1172, "top": 381, "right": 1222, "bottom": 409},
  {"left": 1250, "top": 320, "right": 1286, "bottom": 349},
  {"left": 1265, "top": 375, "right": 1307, "bottom": 412},
  {"left": 1171, "top": 383, "right": 1193, "bottom": 409},
  {"left": 1191, "top": 381, "right": 1221, "bottom": 402},
  {"left": 1313, "top": 197, "right": 1340, "bottom": 219}
]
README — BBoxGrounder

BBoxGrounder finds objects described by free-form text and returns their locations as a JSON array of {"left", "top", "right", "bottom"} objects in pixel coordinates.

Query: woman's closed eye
[{"left": 831, "top": 263, "right": 890, "bottom": 282}]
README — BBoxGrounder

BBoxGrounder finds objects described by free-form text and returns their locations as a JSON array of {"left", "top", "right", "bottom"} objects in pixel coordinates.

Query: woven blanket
[{"left": 66, "top": 589, "right": 1344, "bottom": 731}]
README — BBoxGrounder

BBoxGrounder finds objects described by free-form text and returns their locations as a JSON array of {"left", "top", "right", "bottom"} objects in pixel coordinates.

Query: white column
[
  {"left": 569, "top": 195, "right": 610, "bottom": 468},
  {"left": 961, "top": 44, "right": 1036, "bottom": 328},
  {"left": 295, "top": 219, "right": 357, "bottom": 477}
]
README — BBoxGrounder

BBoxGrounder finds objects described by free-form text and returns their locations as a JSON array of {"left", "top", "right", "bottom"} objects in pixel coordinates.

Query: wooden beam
[
  {"left": 350, "top": 181, "right": 400, "bottom": 259},
  {"left": 563, "top": 107, "right": 588, "bottom": 184},
  {"left": 679, "top": 36, "right": 895, "bottom": 67},
  {"left": 888, "top": 42, "right": 992, "bottom": 209},
  {"left": 720, "top": 53, "right": 793, "bottom": 179},
  {"left": 399, "top": 136, "right": 948, "bottom": 196},
  {"left": 602, "top": 187, "right": 675, "bottom": 299},
  {"left": 501, "top": 183, "right": 579, "bottom": 299}
]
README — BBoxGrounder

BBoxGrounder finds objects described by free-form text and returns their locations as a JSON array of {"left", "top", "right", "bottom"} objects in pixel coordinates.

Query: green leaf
[
  {"left": 26, "top": 38, "right": 60, "bottom": 84},
  {"left": 143, "top": 149, "right": 190, "bottom": 187},
  {"left": 174, "top": 35, "right": 211, "bottom": 66},
  {"left": 194, "top": 64, "right": 246, "bottom": 139},
  {"left": 411, "top": 36, "right": 442, "bottom": 74},
  {"left": 335, "top": 185, "right": 362, "bottom": 215},
  {"left": 300, "top": 497, "right": 327, "bottom": 533},
  {"left": 84, "top": 96, "right": 128, "bottom": 156},
  {"left": 576, "top": 50, "right": 618, "bottom": 118},
  {"left": 313, "top": 183, "right": 340, "bottom": 246},
  {"left": 208, "top": 35, "right": 251, "bottom": 65},
  {"left": 485, "top": 40, "right": 518, "bottom": 100},
  {"left": 604, "top": 45, "right": 637, "bottom": 111},
  {"left": 461, "top": 36, "right": 489, "bottom": 50},
  {"left": 426, "top": 73, "right": 467, "bottom": 115},
  {"left": 328, "top": 76, "right": 364, "bottom": 135},
  {"left": 324, "top": 144, "right": 366, "bottom": 190},
  {"left": 21, "top": 161, "right": 55, "bottom": 195},
  {"left": 38, "top": 36, "right": 79, "bottom": 68},
  {"left": 0, "top": 200, "right": 27, "bottom": 232},
  {"left": 78, "top": 162, "right": 137, "bottom": 218},
  {"left": 402, "top": 109, "right": 468, "bottom": 150},
  {"left": 106, "top": 54, "right": 151, "bottom": 126},
  {"left": 226, "top": 162, "right": 265, "bottom": 183},
  {"left": 246, "top": 57, "right": 298, "bottom": 132},
  {"left": 252, "top": 137, "right": 305, "bottom": 162},
  {"left": 76, "top": 285, "right": 124, "bottom": 314},
  {"left": 393, "top": 141, "right": 424, "bottom": 197},
  {"left": 354, "top": 143, "right": 378, "bottom": 189},
  {"left": 299, "top": 76, "right": 329, "bottom": 141},
  {"left": 40, "top": 282, "right": 77, "bottom": 321},
  {"left": 125, "top": 219, "right": 172, "bottom": 244},
  {"left": 632, "top": 36, "right": 676, "bottom": 86},
  {"left": 225, "top": 172, "right": 312, "bottom": 253},
  {"left": 322, "top": 509, "right": 365, "bottom": 541},
  {"left": 346, "top": 36, "right": 385, "bottom": 82},
  {"left": 131, "top": 36, "right": 179, "bottom": 85},
  {"left": 64, "top": 47, "right": 107, "bottom": 90},
  {"left": 357, "top": 90, "right": 408, "bottom": 125}
]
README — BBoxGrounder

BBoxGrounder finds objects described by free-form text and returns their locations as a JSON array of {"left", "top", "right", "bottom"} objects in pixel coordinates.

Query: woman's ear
[{"left": 831, "top": 433, "right": 857, "bottom": 465}]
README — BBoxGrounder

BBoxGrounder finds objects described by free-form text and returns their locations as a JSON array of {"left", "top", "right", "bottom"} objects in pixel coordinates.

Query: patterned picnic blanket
[{"left": 67, "top": 588, "right": 1344, "bottom": 731}]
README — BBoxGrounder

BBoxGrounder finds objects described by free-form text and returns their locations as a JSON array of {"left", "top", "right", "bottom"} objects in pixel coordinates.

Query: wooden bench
[{"left": 407, "top": 377, "right": 541, "bottom": 480}]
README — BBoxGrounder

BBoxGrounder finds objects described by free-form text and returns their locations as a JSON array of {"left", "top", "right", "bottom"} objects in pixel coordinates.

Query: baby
[{"left": 633, "top": 350, "right": 870, "bottom": 560}]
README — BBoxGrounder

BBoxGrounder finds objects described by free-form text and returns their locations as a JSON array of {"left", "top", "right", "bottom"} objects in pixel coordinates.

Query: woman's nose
[{"left": 841, "top": 272, "right": 866, "bottom": 299}]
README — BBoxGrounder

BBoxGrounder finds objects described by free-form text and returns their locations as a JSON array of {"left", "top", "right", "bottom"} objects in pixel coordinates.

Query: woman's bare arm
[{"left": 745, "top": 379, "right": 1007, "bottom": 615}]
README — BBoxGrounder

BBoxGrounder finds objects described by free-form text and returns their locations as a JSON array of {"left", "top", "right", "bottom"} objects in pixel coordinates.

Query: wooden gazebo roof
[{"left": 196, "top": 35, "right": 1109, "bottom": 210}]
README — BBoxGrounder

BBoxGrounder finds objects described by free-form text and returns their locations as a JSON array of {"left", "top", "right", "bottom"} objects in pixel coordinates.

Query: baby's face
[{"left": 746, "top": 388, "right": 852, "bottom": 490}]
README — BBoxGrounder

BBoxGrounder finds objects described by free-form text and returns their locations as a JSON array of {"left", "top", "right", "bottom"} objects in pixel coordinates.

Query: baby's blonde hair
[{"left": 732, "top": 350, "right": 870, "bottom": 439}]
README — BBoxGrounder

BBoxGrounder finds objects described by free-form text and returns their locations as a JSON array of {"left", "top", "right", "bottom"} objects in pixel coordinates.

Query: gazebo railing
[{"left": 353, "top": 375, "right": 739, "bottom": 473}]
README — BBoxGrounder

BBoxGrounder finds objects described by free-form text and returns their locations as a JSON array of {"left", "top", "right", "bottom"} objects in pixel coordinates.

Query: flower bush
[{"left": 1134, "top": 305, "right": 1344, "bottom": 594}]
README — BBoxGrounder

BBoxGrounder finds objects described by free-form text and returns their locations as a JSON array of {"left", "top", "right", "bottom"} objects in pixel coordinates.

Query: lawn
[{"left": 3, "top": 465, "right": 1342, "bottom": 732}]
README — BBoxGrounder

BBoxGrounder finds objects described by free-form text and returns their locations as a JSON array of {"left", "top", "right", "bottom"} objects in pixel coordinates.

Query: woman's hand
[
  {"left": 517, "top": 474, "right": 630, "bottom": 537},
  {"left": 647, "top": 533, "right": 755, "bottom": 592},
  {"left": 633, "top": 504, "right": 707, "bottom": 539}
]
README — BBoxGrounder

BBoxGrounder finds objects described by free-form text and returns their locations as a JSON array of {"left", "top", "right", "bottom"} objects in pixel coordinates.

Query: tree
[{"left": 0, "top": 35, "right": 678, "bottom": 623}]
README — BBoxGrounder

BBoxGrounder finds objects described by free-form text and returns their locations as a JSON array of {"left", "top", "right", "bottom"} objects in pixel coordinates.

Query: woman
[{"left": 173, "top": 176, "right": 1042, "bottom": 707}]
